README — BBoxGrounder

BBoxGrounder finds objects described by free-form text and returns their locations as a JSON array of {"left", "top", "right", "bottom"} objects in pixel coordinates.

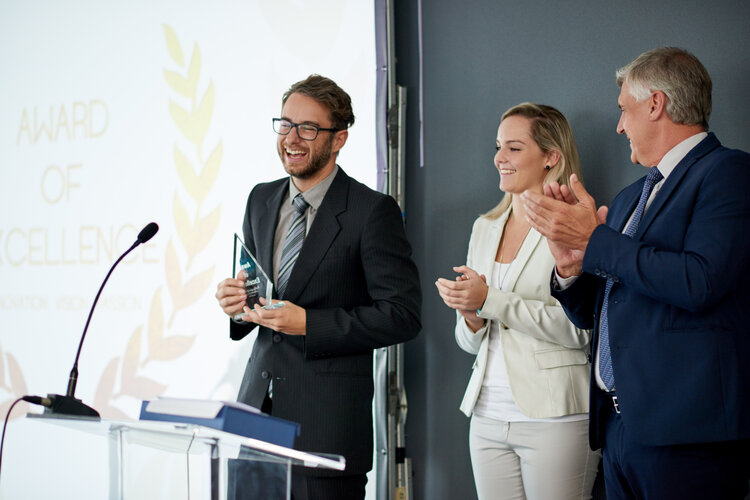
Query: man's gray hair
[{"left": 616, "top": 47, "right": 712, "bottom": 130}]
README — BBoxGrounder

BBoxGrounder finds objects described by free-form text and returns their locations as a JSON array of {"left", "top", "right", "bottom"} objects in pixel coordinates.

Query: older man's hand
[{"left": 521, "top": 174, "right": 608, "bottom": 278}]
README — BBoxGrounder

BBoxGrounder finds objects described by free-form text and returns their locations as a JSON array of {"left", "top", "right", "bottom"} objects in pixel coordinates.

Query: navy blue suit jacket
[
  {"left": 553, "top": 133, "right": 750, "bottom": 449},
  {"left": 230, "top": 167, "right": 421, "bottom": 476}
]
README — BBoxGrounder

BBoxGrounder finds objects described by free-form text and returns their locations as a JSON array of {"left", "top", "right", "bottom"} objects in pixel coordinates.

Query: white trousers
[{"left": 469, "top": 414, "right": 600, "bottom": 500}]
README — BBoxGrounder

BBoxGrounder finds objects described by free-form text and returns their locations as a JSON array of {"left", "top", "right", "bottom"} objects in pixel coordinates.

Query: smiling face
[
  {"left": 276, "top": 92, "right": 347, "bottom": 188},
  {"left": 494, "top": 115, "right": 551, "bottom": 194},
  {"left": 617, "top": 81, "right": 656, "bottom": 166}
]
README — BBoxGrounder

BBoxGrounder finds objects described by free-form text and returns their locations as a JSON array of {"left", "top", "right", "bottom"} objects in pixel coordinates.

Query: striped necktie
[
  {"left": 598, "top": 167, "right": 663, "bottom": 391},
  {"left": 276, "top": 193, "right": 309, "bottom": 298}
]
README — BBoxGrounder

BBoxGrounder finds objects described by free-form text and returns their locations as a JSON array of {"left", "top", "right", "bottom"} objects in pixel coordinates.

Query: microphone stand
[{"left": 44, "top": 223, "right": 159, "bottom": 418}]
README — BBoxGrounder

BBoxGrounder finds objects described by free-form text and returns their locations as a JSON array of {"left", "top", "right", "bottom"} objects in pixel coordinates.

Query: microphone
[
  {"left": 45, "top": 222, "right": 159, "bottom": 418},
  {"left": 137, "top": 222, "right": 159, "bottom": 244}
]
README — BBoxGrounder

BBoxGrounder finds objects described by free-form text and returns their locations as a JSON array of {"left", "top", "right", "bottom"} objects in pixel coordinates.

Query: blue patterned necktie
[
  {"left": 276, "top": 193, "right": 309, "bottom": 298},
  {"left": 598, "top": 167, "right": 664, "bottom": 391}
]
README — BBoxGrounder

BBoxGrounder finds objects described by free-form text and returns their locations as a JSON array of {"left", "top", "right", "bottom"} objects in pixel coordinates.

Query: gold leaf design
[
  {"left": 165, "top": 238, "right": 183, "bottom": 302},
  {"left": 164, "top": 238, "right": 215, "bottom": 325},
  {"left": 173, "top": 141, "right": 223, "bottom": 204},
  {"left": 120, "top": 326, "right": 167, "bottom": 399},
  {"left": 163, "top": 69, "right": 195, "bottom": 99},
  {"left": 148, "top": 336, "right": 195, "bottom": 363},
  {"left": 197, "top": 141, "right": 223, "bottom": 201},
  {"left": 147, "top": 287, "right": 165, "bottom": 355},
  {"left": 162, "top": 24, "right": 185, "bottom": 67},
  {"left": 173, "top": 193, "right": 192, "bottom": 252},
  {"left": 94, "top": 356, "right": 131, "bottom": 419},
  {"left": 120, "top": 326, "right": 143, "bottom": 388},
  {"left": 0, "top": 346, "right": 5, "bottom": 389},
  {"left": 194, "top": 80, "right": 215, "bottom": 138},
  {"left": 0, "top": 348, "right": 29, "bottom": 421},
  {"left": 123, "top": 376, "right": 168, "bottom": 400},
  {"left": 174, "top": 193, "right": 222, "bottom": 262},
  {"left": 168, "top": 100, "right": 197, "bottom": 143},
  {"left": 93, "top": 25, "right": 223, "bottom": 417},
  {"left": 178, "top": 266, "right": 215, "bottom": 310},
  {"left": 173, "top": 145, "right": 198, "bottom": 199},
  {"left": 167, "top": 80, "right": 214, "bottom": 146},
  {"left": 145, "top": 287, "right": 195, "bottom": 363},
  {"left": 6, "top": 352, "right": 28, "bottom": 396},
  {"left": 93, "top": 357, "right": 120, "bottom": 409},
  {"left": 186, "top": 43, "right": 202, "bottom": 96},
  {"left": 191, "top": 205, "right": 221, "bottom": 256},
  {"left": 0, "top": 399, "right": 26, "bottom": 422}
]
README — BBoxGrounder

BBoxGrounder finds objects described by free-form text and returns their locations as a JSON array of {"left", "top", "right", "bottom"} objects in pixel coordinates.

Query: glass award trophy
[{"left": 232, "top": 233, "right": 275, "bottom": 321}]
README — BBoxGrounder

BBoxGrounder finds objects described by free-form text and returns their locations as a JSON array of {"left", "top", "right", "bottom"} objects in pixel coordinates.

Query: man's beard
[{"left": 281, "top": 134, "right": 334, "bottom": 180}]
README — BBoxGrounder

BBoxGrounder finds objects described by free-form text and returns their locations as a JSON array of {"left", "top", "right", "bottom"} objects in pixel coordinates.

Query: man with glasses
[{"left": 215, "top": 74, "right": 422, "bottom": 499}]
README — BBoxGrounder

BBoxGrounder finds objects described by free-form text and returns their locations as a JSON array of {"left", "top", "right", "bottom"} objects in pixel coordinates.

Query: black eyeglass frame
[{"left": 272, "top": 118, "right": 342, "bottom": 141}]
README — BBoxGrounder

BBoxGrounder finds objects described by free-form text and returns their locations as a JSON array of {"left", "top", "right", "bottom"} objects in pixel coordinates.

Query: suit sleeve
[
  {"left": 550, "top": 271, "right": 601, "bottom": 331},
  {"left": 456, "top": 218, "right": 591, "bottom": 352},
  {"left": 478, "top": 283, "right": 591, "bottom": 349},
  {"left": 454, "top": 218, "right": 489, "bottom": 355},
  {"left": 229, "top": 188, "right": 261, "bottom": 341},
  {"left": 304, "top": 195, "right": 422, "bottom": 356},
  {"left": 582, "top": 152, "right": 750, "bottom": 312}
]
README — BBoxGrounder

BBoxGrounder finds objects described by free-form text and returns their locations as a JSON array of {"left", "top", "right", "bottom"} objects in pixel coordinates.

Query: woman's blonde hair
[{"left": 484, "top": 103, "right": 583, "bottom": 219}]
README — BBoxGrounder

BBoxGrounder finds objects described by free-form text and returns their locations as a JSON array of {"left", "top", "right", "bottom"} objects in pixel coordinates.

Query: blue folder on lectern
[{"left": 139, "top": 398, "right": 300, "bottom": 448}]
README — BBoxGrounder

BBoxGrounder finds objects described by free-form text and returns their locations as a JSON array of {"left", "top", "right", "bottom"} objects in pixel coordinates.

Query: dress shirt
[{"left": 272, "top": 165, "right": 339, "bottom": 284}]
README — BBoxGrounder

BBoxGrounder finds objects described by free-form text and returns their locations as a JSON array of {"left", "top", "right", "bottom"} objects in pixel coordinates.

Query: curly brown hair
[{"left": 282, "top": 74, "right": 355, "bottom": 130}]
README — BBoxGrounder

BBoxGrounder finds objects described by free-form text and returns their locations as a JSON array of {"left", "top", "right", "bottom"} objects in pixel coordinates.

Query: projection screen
[{"left": 0, "top": 1, "right": 378, "bottom": 498}]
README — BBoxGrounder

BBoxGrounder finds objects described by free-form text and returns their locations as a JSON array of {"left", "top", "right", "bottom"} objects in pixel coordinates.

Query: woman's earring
[{"left": 544, "top": 165, "right": 551, "bottom": 171}]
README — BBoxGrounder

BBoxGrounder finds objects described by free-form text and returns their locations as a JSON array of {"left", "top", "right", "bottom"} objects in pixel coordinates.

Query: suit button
[
  {"left": 273, "top": 334, "right": 282, "bottom": 343},
  {"left": 261, "top": 370, "right": 270, "bottom": 380}
]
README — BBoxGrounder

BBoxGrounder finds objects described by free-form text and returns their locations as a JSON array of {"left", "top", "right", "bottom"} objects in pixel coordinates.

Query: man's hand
[
  {"left": 241, "top": 297, "right": 307, "bottom": 335},
  {"left": 436, "top": 265, "right": 488, "bottom": 332},
  {"left": 521, "top": 174, "right": 608, "bottom": 277},
  {"left": 215, "top": 270, "right": 248, "bottom": 318}
]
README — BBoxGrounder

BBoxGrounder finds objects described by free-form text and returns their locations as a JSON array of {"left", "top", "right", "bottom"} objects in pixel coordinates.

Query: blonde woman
[{"left": 436, "top": 103, "right": 599, "bottom": 500}]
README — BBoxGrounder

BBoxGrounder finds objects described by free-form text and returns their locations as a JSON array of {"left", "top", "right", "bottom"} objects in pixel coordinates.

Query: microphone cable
[
  {"left": 0, "top": 397, "right": 25, "bottom": 481},
  {"left": 0, "top": 396, "right": 52, "bottom": 482}
]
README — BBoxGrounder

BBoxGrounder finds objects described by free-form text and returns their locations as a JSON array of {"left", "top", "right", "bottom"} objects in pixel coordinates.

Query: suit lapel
[
  {"left": 609, "top": 183, "right": 641, "bottom": 234},
  {"left": 281, "top": 169, "right": 348, "bottom": 301},
  {"left": 480, "top": 211, "right": 507, "bottom": 279},
  {"left": 637, "top": 133, "right": 720, "bottom": 237},
  {"left": 504, "top": 228, "right": 542, "bottom": 292},
  {"left": 482, "top": 206, "right": 541, "bottom": 292},
  {"left": 259, "top": 180, "right": 287, "bottom": 286}
]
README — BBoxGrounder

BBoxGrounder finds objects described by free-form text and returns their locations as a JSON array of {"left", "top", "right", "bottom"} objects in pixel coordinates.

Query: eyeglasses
[{"left": 272, "top": 118, "right": 341, "bottom": 141}]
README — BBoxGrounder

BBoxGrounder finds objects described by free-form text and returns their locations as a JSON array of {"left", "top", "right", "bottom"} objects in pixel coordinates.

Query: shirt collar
[
  {"left": 288, "top": 164, "right": 339, "bottom": 210},
  {"left": 656, "top": 132, "right": 708, "bottom": 180}
]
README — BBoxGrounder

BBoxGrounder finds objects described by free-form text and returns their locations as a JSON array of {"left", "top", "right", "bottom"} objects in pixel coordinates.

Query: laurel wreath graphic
[
  {"left": 0, "top": 25, "right": 222, "bottom": 421},
  {"left": 0, "top": 345, "right": 29, "bottom": 420},
  {"left": 89, "top": 24, "right": 221, "bottom": 418}
]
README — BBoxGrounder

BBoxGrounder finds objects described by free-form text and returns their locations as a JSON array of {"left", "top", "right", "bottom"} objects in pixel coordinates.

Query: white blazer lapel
[
  {"left": 477, "top": 210, "right": 508, "bottom": 279},
  {"left": 502, "top": 228, "right": 542, "bottom": 292}
]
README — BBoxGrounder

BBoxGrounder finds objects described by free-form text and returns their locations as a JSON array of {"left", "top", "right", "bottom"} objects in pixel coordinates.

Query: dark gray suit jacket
[{"left": 230, "top": 167, "right": 422, "bottom": 476}]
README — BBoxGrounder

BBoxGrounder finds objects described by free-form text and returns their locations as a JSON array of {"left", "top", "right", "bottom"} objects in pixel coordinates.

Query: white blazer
[{"left": 456, "top": 207, "right": 591, "bottom": 418}]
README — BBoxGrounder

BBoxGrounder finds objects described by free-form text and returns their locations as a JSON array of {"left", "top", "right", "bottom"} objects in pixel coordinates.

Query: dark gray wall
[{"left": 394, "top": 1, "right": 750, "bottom": 499}]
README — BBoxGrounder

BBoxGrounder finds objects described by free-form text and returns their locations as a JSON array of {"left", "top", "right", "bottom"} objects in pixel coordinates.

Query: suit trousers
[
  {"left": 600, "top": 397, "right": 750, "bottom": 500},
  {"left": 469, "top": 414, "right": 600, "bottom": 500}
]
